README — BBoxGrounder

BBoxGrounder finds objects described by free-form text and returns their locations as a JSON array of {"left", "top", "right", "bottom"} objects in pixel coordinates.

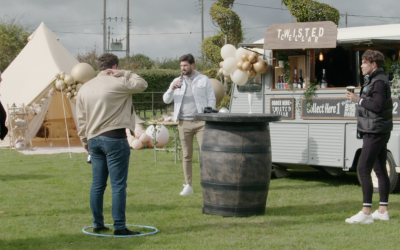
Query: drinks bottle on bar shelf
[
  {"left": 298, "top": 69, "right": 303, "bottom": 89},
  {"left": 277, "top": 75, "right": 280, "bottom": 89},
  {"left": 293, "top": 68, "right": 298, "bottom": 89},
  {"left": 321, "top": 69, "right": 327, "bottom": 88}
]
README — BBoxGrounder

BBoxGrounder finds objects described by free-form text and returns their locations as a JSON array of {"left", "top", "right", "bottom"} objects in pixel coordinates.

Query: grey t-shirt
[{"left": 178, "top": 73, "right": 198, "bottom": 120}]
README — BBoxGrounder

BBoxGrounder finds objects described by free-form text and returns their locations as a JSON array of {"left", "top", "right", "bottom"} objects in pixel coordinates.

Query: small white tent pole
[{"left": 60, "top": 88, "right": 72, "bottom": 158}]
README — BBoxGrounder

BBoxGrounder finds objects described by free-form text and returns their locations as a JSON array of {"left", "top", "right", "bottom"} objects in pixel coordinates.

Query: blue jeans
[{"left": 88, "top": 136, "right": 131, "bottom": 230}]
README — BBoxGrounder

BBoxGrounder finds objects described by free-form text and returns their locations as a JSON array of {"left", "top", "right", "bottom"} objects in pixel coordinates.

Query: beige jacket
[{"left": 77, "top": 70, "right": 147, "bottom": 145}]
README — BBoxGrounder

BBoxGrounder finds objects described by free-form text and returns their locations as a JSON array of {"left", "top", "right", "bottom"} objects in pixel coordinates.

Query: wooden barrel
[{"left": 195, "top": 113, "right": 281, "bottom": 217}]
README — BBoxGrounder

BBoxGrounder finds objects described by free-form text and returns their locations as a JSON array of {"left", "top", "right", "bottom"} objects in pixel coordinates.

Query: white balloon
[
  {"left": 223, "top": 70, "right": 230, "bottom": 77},
  {"left": 236, "top": 48, "right": 250, "bottom": 61},
  {"left": 219, "top": 107, "right": 229, "bottom": 113},
  {"left": 223, "top": 57, "right": 238, "bottom": 74},
  {"left": 145, "top": 125, "right": 170, "bottom": 148},
  {"left": 221, "top": 44, "right": 237, "bottom": 60},
  {"left": 231, "top": 69, "right": 249, "bottom": 86},
  {"left": 139, "top": 133, "right": 150, "bottom": 143},
  {"left": 131, "top": 139, "right": 143, "bottom": 150}
]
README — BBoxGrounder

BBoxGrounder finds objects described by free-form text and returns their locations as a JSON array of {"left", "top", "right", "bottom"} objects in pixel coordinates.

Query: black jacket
[
  {"left": 0, "top": 101, "right": 8, "bottom": 140},
  {"left": 357, "top": 68, "right": 393, "bottom": 134}
]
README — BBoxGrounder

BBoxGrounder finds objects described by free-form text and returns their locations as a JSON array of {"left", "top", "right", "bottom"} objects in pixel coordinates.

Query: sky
[{"left": 1, "top": 0, "right": 400, "bottom": 60}]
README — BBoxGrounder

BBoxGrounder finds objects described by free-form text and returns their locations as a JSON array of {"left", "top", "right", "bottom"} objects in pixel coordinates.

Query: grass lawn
[{"left": 1, "top": 147, "right": 400, "bottom": 250}]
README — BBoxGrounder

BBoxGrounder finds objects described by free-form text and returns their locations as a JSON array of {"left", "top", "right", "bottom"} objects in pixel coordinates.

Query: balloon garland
[
  {"left": 218, "top": 44, "right": 269, "bottom": 86},
  {"left": 54, "top": 63, "right": 95, "bottom": 103}
]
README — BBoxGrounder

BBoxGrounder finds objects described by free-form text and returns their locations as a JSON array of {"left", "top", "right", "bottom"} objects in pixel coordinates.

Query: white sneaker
[
  {"left": 372, "top": 210, "right": 390, "bottom": 221},
  {"left": 180, "top": 184, "right": 193, "bottom": 196},
  {"left": 345, "top": 211, "right": 374, "bottom": 224}
]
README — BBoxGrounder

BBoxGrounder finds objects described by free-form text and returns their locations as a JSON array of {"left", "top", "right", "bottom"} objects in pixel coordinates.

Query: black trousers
[{"left": 358, "top": 133, "right": 391, "bottom": 207}]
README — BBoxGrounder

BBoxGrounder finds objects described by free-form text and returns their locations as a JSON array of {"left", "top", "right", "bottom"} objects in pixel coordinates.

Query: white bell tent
[{"left": 0, "top": 22, "right": 80, "bottom": 148}]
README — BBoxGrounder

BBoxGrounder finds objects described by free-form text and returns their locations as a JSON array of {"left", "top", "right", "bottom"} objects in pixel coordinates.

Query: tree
[
  {"left": 281, "top": 0, "right": 340, "bottom": 25},
  {"left": 201, "top": 0, "right": 244, "bottom": 104},
  {"left": 0, "top": 16, "right": 30, "bottom": 71},
  {"left": 202, "top": 0, "right": 243, "bottom": 66}
]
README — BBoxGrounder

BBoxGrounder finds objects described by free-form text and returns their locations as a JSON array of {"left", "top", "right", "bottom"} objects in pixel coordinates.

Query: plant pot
[{"left": 278, "top": 61, "right": 284, "bottom": 68}]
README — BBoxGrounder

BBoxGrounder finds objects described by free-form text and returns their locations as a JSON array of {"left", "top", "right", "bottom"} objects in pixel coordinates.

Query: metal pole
[
  {"left": 126, "top": 0, "right": 130, "bottom": 60},
  {"left": 201, "top": 0, "right": 204, "bottom": 59},
  {"left": 103, "top": 0, "right": 106, "bottom": 53},
  {"left": 107, "top": 26, "right": 110, "bottom": 52},
  {"left": 152, "top": 92, "right": 154, "bottom": 116},
  {"left": 225, "top": 33, "right": 228, "bottom": 45},
  {"left": 346, "top": 12, "right": 348, "bottom": 27}
]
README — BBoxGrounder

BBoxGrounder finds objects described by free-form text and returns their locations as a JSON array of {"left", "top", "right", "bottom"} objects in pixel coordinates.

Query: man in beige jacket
[{"left": 77, "top": 53, "right": 147, "bottom": 236}]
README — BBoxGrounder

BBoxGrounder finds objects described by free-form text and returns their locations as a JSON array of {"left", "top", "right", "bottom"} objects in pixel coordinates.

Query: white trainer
[
  {"left": 180, "top": 184, "right": 194, "bottom": 196},
  {"left": 372, "top": 210, "right": 390, "bottom": 221},
  {"left": 345, "top": 211, "right": 374, "bottom": 224}
]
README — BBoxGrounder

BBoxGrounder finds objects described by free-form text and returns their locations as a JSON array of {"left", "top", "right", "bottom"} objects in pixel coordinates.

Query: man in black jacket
[
  {"left": 345, "top": 50, "right": 392, "bottom": 224},
  {"left": 0, "top": 70, "right": 8, "bottom": 141}
]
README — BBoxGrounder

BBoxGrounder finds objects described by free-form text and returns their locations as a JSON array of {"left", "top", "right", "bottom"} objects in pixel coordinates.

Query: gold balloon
[
  {"left": 247, "top": 70, "right": 257, "bottom": 78},
  {"left": 219, "top": 61, "right": 224, "bottom": 68},
  {"left": 71, "top": 63, "right": 95, "bottom": 84},
  {"left": 55, "top": 80, "right": 66, "bottom": 91},
  {"left": 209, "top": 78, "right": 225, "bottom": 105},
  {"left": 242, "top": 61, "right": 252, "bottom": 71},
  {"left": 241, "top": 54, "right": 249, "bottom": 61},
  {"left": 248, "top": 52, "right": 258, "bottom": 63},
  {"left": 237, "top": 60, "right": 244, "bottom": 70},
  {"left": 224, "top": 76, "right": 231, "bottom": 82},
  {"left": 218, "top": 68, "right": 224, "bottom": 76},
  {"left": 70, "top": 96, "right": 77, "bottom": 104},
  {"left": 64, "top": 75, "right": 75, "bottom": 85},
  {"left": 253, "top": 59, "right": 269, "bottom": 74}
]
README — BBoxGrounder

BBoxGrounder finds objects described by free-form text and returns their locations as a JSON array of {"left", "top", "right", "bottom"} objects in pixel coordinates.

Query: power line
[
  {"left": 349, "top": 16, "right": 400, "bottom": 24},
  {"left": 47, "top": 23, "right": 101, "bottom": 28},
  {"left": 345, "top": 14, "right": 400, "bottom": 19},
  {"left": 53, "top": 25, "right": 266, "bottom": 36},
  {"left": 182, "top": 12, "right": 201, "bottom": 54},
  {"left": 207, "top": 0, "right": 400, "bottom": 21}
]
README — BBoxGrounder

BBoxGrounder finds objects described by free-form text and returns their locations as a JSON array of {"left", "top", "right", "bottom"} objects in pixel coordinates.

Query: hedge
[
  {"left": 132, "top": 69, "right": 180, "bottom": 113},
  {"left": 132, "top": 69, "right": 220, "bottom": 114}
]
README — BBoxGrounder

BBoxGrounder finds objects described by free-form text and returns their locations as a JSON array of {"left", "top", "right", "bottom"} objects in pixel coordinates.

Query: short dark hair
[
  {"left": 179, "top": 54, "right": 195, "bottom": 64},
  {"left": 98, "top": 53, "right": 119, "bottom": 71},
  {"left": 362, "top": 50, "right": 385, "bottom": 68}
]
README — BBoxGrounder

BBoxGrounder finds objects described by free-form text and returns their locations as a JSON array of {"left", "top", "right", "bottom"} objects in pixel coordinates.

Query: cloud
[{"left": 1, "top": 0, "right": 399, "bottom": 61}]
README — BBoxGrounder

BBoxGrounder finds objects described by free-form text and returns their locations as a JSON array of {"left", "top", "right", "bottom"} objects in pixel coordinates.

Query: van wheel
[{"left": 357, "top": 151, "right": 400, "bottom": 193}]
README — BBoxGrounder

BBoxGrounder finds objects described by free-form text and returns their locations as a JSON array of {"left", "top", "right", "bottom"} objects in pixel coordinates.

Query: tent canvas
[{"left": 0, "top": 22, "right": 80, "bottom": 148}]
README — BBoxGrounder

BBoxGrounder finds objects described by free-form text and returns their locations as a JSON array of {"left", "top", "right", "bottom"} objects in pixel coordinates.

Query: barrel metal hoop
[
  {"left": 206, "top": 122, "right": 267, "bottom": 132},
  {"left": 201, "top": 181, "right": 268, "bottom": 191},
  {"left": 203, "top": 203, "right": 266, "bottom": 216},
  {"left": 201, "top": 145, "right": 270, "bottom": 153}
]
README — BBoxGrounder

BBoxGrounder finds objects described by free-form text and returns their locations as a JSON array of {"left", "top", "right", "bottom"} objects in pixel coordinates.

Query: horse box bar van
[{"left": 231, "top": 21, "right": 400, "bottom": 192}]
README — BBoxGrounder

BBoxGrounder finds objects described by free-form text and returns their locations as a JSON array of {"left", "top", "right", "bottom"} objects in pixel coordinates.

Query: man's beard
[{"left": 183, "top": 68, "right": 192, "bottom": 76}]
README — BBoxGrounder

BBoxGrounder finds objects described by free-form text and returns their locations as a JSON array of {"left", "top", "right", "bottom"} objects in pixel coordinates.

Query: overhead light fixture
[{"left": 319, "top": 52, "right": 324, "bottom": 61}]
